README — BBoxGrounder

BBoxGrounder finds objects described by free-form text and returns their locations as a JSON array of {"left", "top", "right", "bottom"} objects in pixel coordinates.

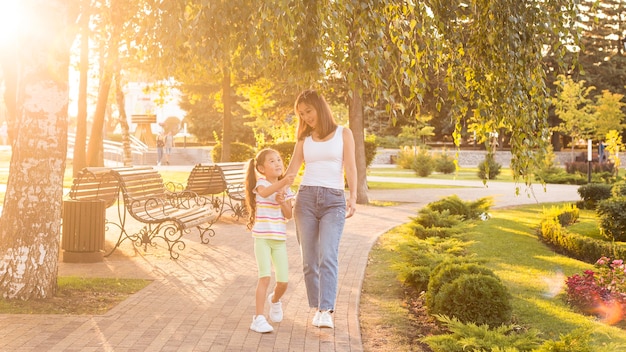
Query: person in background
[
  {"left": 163, "top": 131, "right": 174, "bottom": 165},
  {"left": 156, "top": 132, "right": 165, "bottom": 165},
  {"left": 284, "top": 89, "right": 357, "bottom": 329},
  {"left": 244, "top": 148, "right": 296, "bottom": 333}
]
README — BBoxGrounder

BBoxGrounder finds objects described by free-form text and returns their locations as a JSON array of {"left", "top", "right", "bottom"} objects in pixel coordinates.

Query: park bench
[
  {"left": 64, "top": 166, "right": 219, "bottom": 259},
  {"left": 62, "top": 167, "right": 120, "bottom": 262},
  {"left": 176, "top": 162, "right": 248, "bottom": 222}
]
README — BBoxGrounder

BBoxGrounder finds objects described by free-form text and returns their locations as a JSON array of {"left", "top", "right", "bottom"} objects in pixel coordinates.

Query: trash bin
[{"left": 61, "top": 199, "right": 106, "bottom": 263}]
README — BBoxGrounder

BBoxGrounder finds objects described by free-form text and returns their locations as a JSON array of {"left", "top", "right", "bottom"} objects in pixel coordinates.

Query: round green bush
[
  {"left": 435, "top": 153, "right": 456, "bottom": 174},
  {"left": 411, "top": 150, "right": 434, "bottom": 177},
  {"left": 425, "top": 260, "right": 496, "bottom": 309},
  {"left": 597, "top": 197, "right": 626, "bottom": 242},
  {"left": 477, "top": 155, "right": 501, "bottom": 180},
  {"left": 432, "top": 274, "right": 512, "bottom": 328},
  {"left": 211, "top": 142, "right": 255, "bottom": 162}
]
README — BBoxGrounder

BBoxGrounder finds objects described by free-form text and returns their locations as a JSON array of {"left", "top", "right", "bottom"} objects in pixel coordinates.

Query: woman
[{"left": 284, "top": 89, "right": 357, "bottom": 329}]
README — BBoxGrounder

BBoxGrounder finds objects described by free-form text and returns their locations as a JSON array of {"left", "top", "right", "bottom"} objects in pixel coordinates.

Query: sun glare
[{"left": 0, "top": 1, "right": 27, "bottom": 48}]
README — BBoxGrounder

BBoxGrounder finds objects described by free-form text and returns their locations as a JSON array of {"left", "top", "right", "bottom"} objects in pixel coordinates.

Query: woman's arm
[
  {"left": 343, "top": 127, "right": 357, "bottom": 218},
  {"left": 284, "top": 140, "right": 305, "bottom": 185}
]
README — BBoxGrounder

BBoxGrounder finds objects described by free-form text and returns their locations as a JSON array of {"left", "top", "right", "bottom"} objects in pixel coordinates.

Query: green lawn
[{"left": 469, "top": 203, "right": 626, "bottom": 346}]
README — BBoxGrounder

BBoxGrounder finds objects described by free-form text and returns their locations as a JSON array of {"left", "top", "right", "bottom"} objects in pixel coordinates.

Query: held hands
[{"left": 280, "top": 173, "right": 296, "bottom": 187}]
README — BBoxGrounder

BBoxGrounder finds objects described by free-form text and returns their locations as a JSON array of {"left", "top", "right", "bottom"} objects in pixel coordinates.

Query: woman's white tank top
[{"left": 300, "top": 126, "right": 344, "bottom": 190}]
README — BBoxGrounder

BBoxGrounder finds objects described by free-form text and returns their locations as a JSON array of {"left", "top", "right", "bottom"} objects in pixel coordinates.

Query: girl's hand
[{"left": 276, "top": 191, "right": 286, "bottom": 204}]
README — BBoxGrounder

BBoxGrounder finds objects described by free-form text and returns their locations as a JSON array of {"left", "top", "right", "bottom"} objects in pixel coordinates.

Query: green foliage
[
  {"left": 432, "top": 274, "right": 512, "bottom": 327},
  {"left": 536, "top": 166, "right": 587, "bottom": 185},
  {"left": 565, "top": 161, "right": 614, "bottom": 175},
  {"left": 427, "top": 195, "right": 493, "bottom": 221},
  {"left": 422, "top": 315, "right": 542, "bottom": 352},
  {"left": 363, "top": 137, "right": 378, "bottom": 168},
  {"left": 425, "top": 260, "right": 496, "bottom": 309},
  {"left": 411, "top": 148, "right": 434, "bottom": 177},
  {"left": 376, "top": 136, "right": 400, "bottom": 149},
  {"left": 596, "top": 197, "right": 626, "bottom": 242},
  {"left": 533, "top": 328, "right": 597, "bottom": 352},
  {"left": 611, "top": 180, "right": 626, "bottom": 198},
  {"left": 262, "top": 141, "right": 295, "bottom": 167},
  {"left": 434, "top": 152, "right": 456, "bottom": 174},
  {"left": 552, "top": 75, "right": 596, "bottom": 148},
  {"left": 211, "top": 142, "right": 255, "bottom": 162},
  {"left": 542, "top": 204, "right": 579, "bottom": 227},
  {"left": 409, "top": 209, "right": 465, "bottom": 239},
  {"left": 538, "top": 209, "right": 626, "bottom": 264},
  {"left": 478, "top": 155, "right": 502, "bottom": 180},
  {"left": 577, "top": 183, "right": 612, "bottom": 209},
  {"left": 392, "top": 236, "right": 470, "bottom": 292},
  {"left": 396, "top": 147, "right": 417, "bottom": 169},
  {"left": 594, "top": 91, "right": 626, "bottom": 141},
  {"left": 414, "top": 208, "right": 462, "bottom": 229}
]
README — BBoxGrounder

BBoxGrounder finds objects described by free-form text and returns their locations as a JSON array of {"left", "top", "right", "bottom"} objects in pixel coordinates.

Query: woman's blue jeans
[{"left": 294, "top": 186, "right": 346, "bottom": 311}]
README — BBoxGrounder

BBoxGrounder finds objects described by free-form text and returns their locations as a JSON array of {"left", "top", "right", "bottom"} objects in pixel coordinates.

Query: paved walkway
[{"left": 0, "top": 172, "right": 582, "bottom": 351}]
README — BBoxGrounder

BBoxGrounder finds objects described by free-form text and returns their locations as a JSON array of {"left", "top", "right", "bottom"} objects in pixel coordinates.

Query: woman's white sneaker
[
  {"left": 317, "top": 310, "right": 334, "bottom": 329},
  {"left": 250, "top": 315, "right": 273, "bottom": 333},
  {"left": 312, "top": 310, "right": 322, "bottom": 327}
]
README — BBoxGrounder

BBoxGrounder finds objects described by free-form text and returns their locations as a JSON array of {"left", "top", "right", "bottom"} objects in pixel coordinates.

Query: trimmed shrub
[
  {"left": 211, "top": 142, "right": 255, "bottom": 162},
  {"left": 611, "top": 180, "right": 626, "bottom": 198},
  {"left": 431, "top": 274, "right": 512, "bottom": 328},
  {"left": 393, "top": 236, "right": 470, "bottom": 292},
  {"left": 597, "top": 197, "right": 626, "bottom": 242},
  {"left": 411, "top": 149, "right": 434, "bottom": 177},
  {"left": 565, "top": 161, "right": 614, "bottom": 174},
  {"left": 427, "top": 195, "right": 493, "bottom": 221},
  {"left": 434, "top": 153, "right": 456, "bottom": 174},
  {"left": 396, "top": 146, "right": 417, "bottom": 169},
  {"left": 542, "top": 203, "right": 579, "bottom": 227},
  {"left": 477, "top": 155, "right": 501, "bottom": 180},
  {"left": 577, "top": 183, "right": 612, "bottom": 209},
  {"left": 425, "top": 261, "right": 496, "bottom": 309},
  {"left": 422, "top": 315, "right": 543, "bottom": 352}
]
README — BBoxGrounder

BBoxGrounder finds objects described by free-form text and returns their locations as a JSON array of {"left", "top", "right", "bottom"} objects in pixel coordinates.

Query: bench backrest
[
  {"left": 185, "top": 164, "right": 227, "bottom": 195},
  {"left": 215, "top": 162, "right": 247, "bottom": 189},
  {"left": 113, "top": 167, "right": 166, "bottom": 204},
  {"left": 68, "top": 167, "right": 120, "bottom": 208}
]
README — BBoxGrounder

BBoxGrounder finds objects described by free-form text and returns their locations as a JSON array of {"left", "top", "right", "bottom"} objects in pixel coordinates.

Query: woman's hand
[{"left": 346, "top": 197, "right": 356, "bottom": 218}]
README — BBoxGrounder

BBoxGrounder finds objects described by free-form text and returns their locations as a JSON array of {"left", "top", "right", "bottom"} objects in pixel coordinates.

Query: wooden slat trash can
[{"left": 62, "top": 199, "right": 106, "bottom": 263}]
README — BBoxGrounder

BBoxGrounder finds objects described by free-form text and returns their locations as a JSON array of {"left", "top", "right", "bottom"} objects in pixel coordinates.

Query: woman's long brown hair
[{"left": 294, "top": 89, "right": 337, "bottom": 141}]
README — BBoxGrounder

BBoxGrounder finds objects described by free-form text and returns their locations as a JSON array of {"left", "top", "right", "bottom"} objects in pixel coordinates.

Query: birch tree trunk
[{"left": 0, "top": 1, "right": 75, "bottom": 299}]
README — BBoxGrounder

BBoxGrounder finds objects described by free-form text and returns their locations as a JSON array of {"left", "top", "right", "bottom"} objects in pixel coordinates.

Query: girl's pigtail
[{"left": 244, "top": 158, "right": 258, "bottom": 230}]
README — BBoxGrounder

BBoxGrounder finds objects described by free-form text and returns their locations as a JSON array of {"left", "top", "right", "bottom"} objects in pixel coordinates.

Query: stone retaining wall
[{"left": 372, "top": 148, "right": 626, "bottom": 168}]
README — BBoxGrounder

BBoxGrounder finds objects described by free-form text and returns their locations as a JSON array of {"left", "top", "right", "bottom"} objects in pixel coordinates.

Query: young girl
[{"left": 244, "top": 148, "right": 296, "bottom": 333}]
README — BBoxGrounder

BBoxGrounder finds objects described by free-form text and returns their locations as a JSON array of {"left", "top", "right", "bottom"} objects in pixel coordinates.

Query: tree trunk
[
  {"left": 86, "top": 69, "right": 112, "bottom": 167},
  {"left": 221, "top": 65, "right": 233, "bottom": 162},
  {"left": 115, "top": 71, "right": 133, "bottom": 166},
  {"left": 348, "top": 90, "right": 369, "bottom": 204},
  {"left": 0, "top": 1, "right": 75, "bottom": 299},
  {"left": 73, "top": 4, "right": 90, "bottom": 176}
]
